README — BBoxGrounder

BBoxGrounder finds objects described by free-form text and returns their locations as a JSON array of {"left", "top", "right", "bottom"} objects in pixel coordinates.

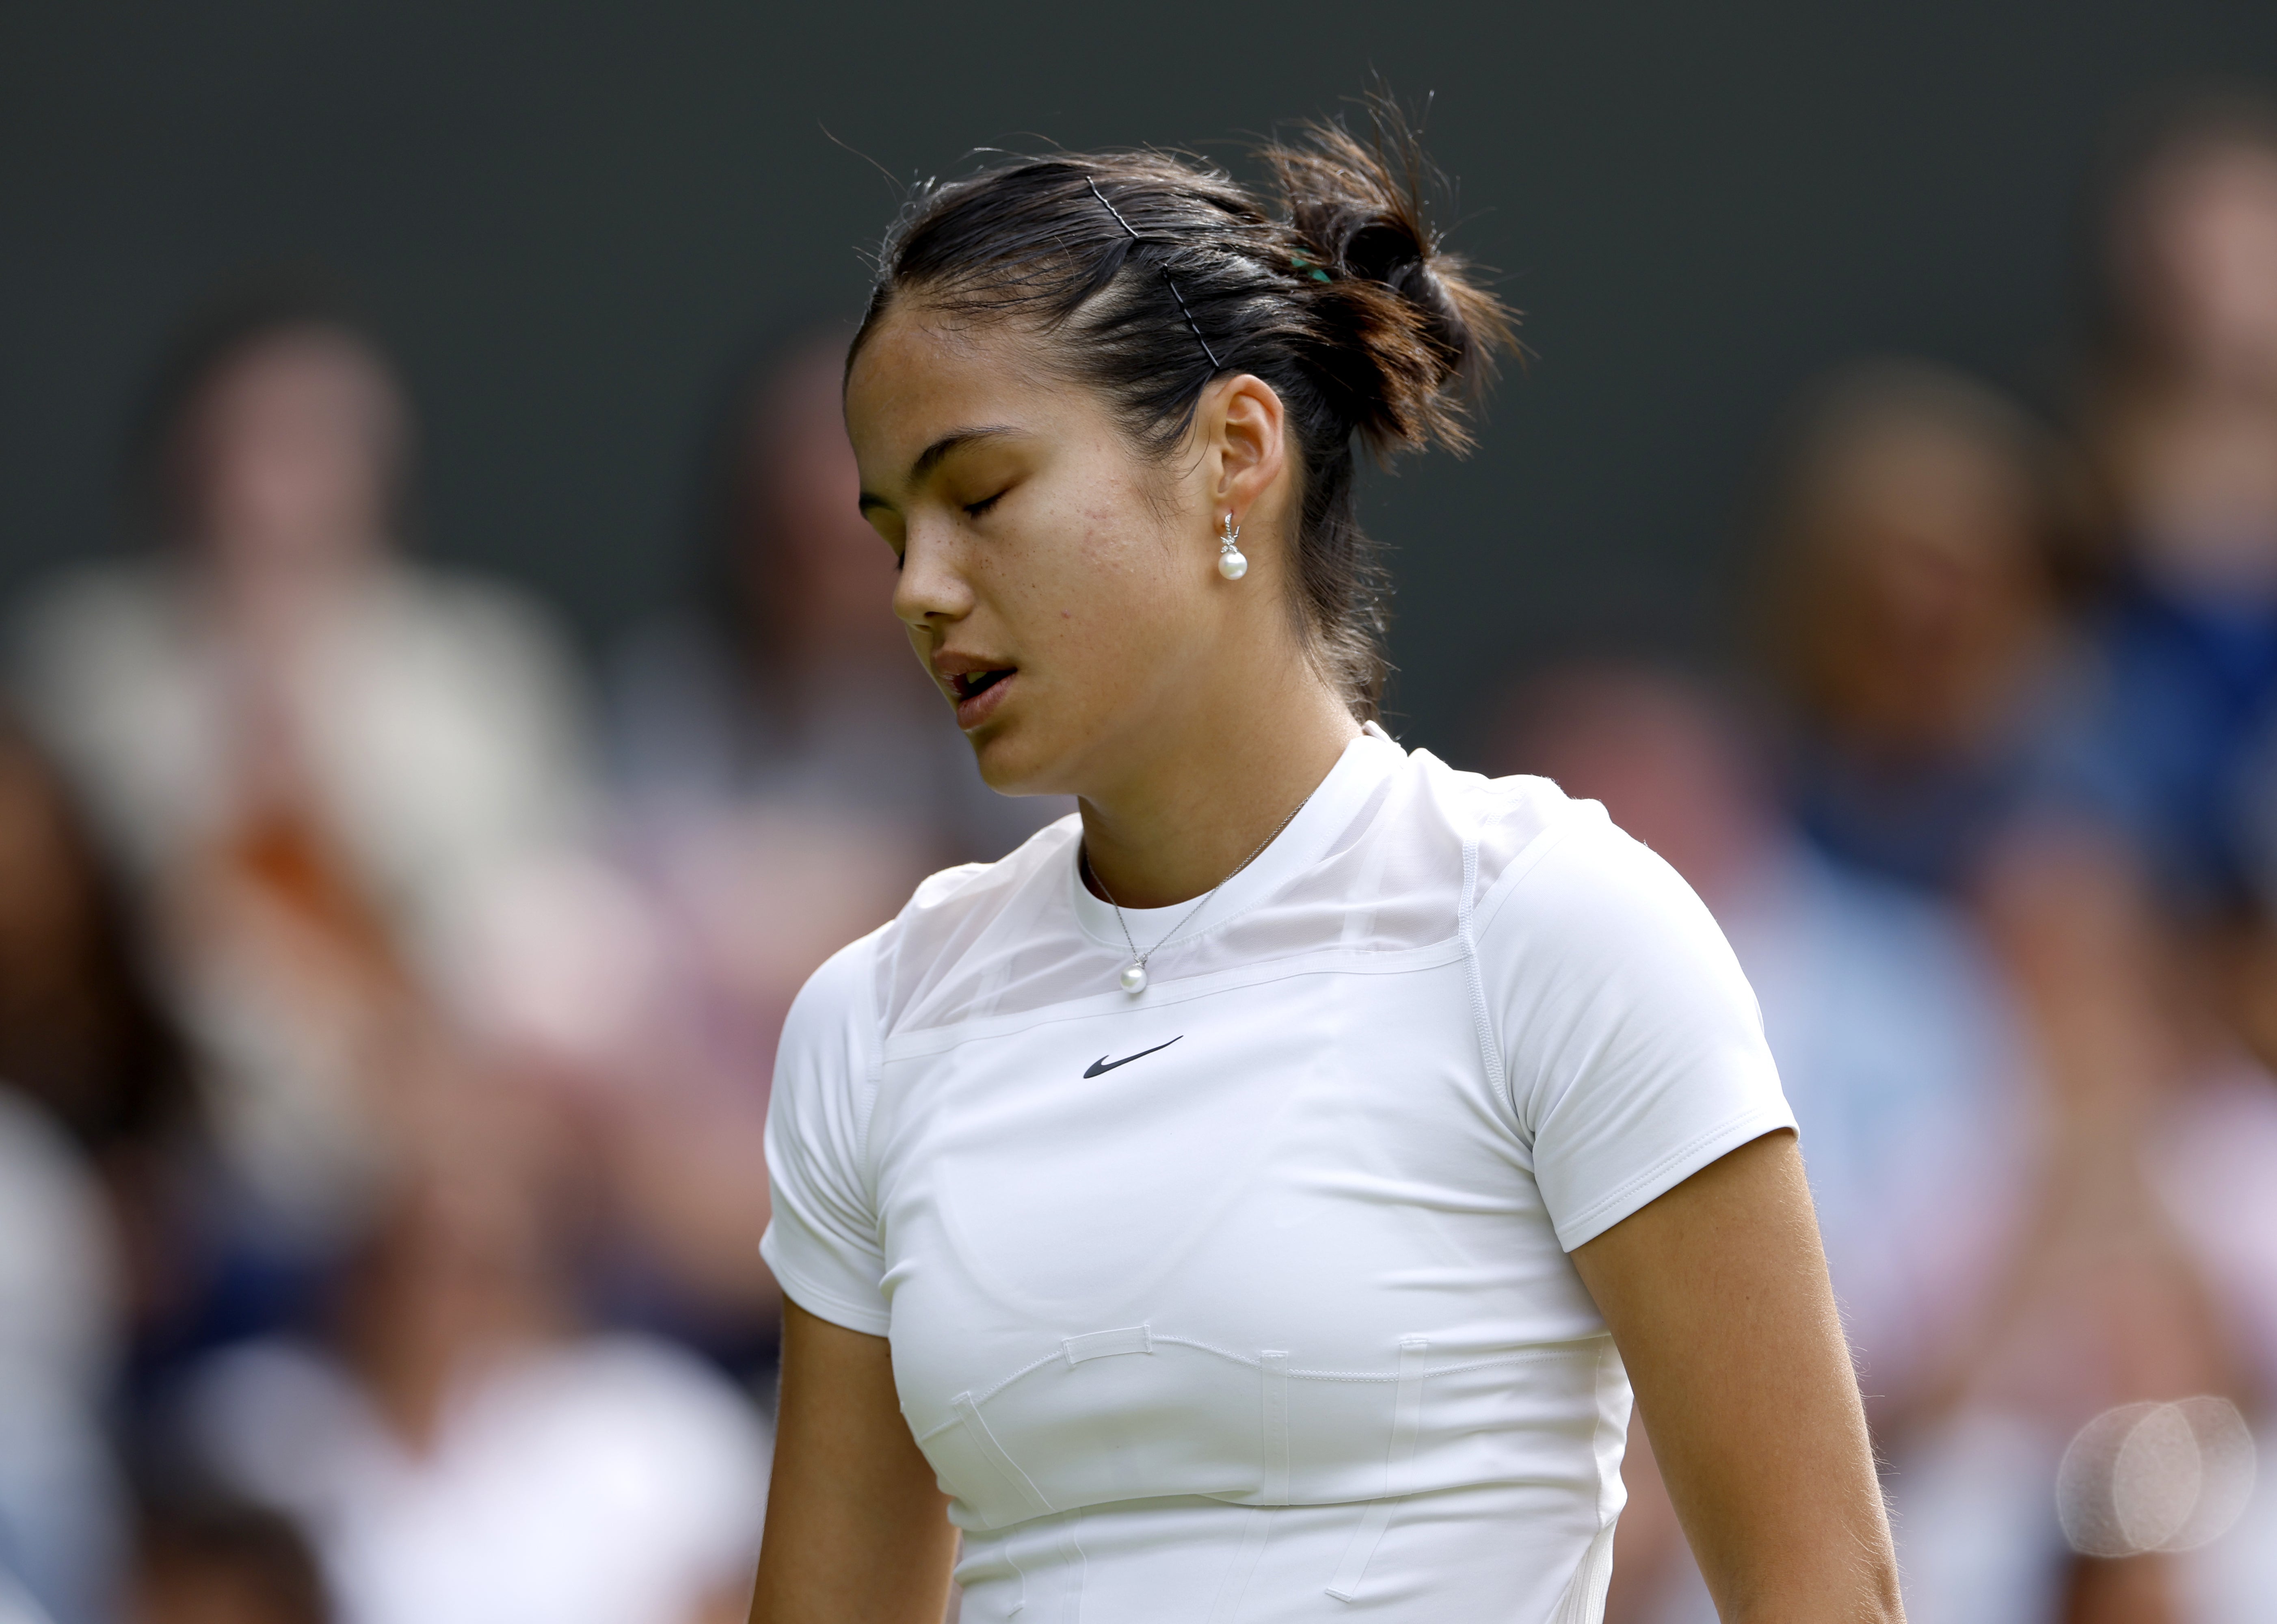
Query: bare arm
[
  {"left": 748, "top": 1300, "right": 958, "bottom": 1624},
  {"left": 1570, "top": 1130, "right": 1902, "bottom": 1624}
]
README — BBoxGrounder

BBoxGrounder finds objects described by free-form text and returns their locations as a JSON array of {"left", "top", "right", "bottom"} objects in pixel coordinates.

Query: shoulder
[
  {"left": 1468, "top": 775, "right": 1709, "bottom": 949},
  {"left": 1441, "top": 780, "right": 1791, "bottom": 1248},
  {"left": 1463, "top": 777, "right": 1766, "bottom": 1100},
  {"left": 774, "top": 803, "right": 1077, "bottom": 1074},
  {"left": 11, "top": 557, "right": 167, "bottom": 629},
  {"left": 374, "top": 566, "right": 581, "bottom": 681},
  {"left": 8, "top": 559, "right": 180, "bottom": 689},
  {"left": 1386, "top": 747, "right": 1629, "bottom": 905},
  {"left": 779, "top": 924, "right": 889, "bottom": 1069},
  {"left": 903, "top": 809, "right": 1084, "bottom": 913},
  {"left": 858, "top": 810, "right": 1085, "bottom": 1030}
]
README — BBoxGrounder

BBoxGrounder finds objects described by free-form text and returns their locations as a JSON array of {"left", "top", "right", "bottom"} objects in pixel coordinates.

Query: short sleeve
[
  {"left": 1479, "top": 806, "right": 1796, "bottom": 1252},
  {"left": 760, "top": 930, "right": 892, "bottom": 1335}
]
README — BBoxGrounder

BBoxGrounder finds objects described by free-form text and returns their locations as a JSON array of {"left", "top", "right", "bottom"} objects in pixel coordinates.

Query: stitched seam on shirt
[
  {"left": 1325, "top": 1337, "right": 1430, "bottom": 1601},
  {"left": 1458, "top": 804, "right": 1506, "bottom": 1105},
  {"left": 1555, "top": 1105, "right": 1793, "bottom": 1248},
  {"left": 1261, "top": 1352, "right": 1291, "bottom": 1507},
  {"left": 880, "top": 945, "right": 1471, "bottom": 1059},
  {"left": 953, "top": 1392, "right": 1055, "bottom": 1520},
  {"left": 850, "top": 931, "right": 890, "bottom": 1217},
  {"left": 1150, "top": 1335, "right": 1267, "bottom": 1368},
  {"left": 1405, "top": 1350, "right": 1595, "bottom": 1378},
  {"left": 963, "top": 1350, "right": 1072, "bottom": 1410},
  {"left": 763, "top": 1268, "right": 892, "bottom": 1338},
  {"left": 1467, "top": 812, "right": 1592, "bottom": 944},
  {"left": 1593, "top": 1338, "right": 1626, "bottom": 1523},
  {"left": 912, "top": 1337, "right": 1601, "bottom": 1437}
]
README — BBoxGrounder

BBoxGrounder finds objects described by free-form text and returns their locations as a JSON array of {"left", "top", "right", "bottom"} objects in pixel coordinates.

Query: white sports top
[{"left": 762, "top": 726, "right": 1793, "bottom": 1623}]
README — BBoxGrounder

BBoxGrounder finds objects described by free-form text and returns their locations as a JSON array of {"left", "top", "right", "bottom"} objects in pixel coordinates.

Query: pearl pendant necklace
[{"left": 1087, "top": 789, "right": 1312, "bottom": 996}]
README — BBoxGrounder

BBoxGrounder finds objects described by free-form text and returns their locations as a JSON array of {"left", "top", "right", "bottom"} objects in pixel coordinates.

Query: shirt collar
[{"left": 1068, "top": 721, "right": 1404, "bottom": 952}]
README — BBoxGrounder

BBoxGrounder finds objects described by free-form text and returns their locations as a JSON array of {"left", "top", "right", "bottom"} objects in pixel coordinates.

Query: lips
[
  {"left": 949, "top": 668, "right": 1011, "bottom": 702},
  {"left": 943, "top": 664, "right": 1017, "bottom": 729}
]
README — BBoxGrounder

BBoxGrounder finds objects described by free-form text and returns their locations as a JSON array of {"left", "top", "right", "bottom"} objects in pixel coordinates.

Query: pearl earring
[{"left": 1217, "top": 514, "right": 1249, "bottom": 580}]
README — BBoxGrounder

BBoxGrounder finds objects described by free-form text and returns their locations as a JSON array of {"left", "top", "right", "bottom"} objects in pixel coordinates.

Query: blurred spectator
[
  {"left": 0, "top": 705, "right": 195, "bottom": 1345},
  {"left": 0, "top": 703, "right": 205, "bottom": 1624},
  {"left": 2069, "top": 86, "right": 2277, "bottom": 912},
  {"left": 7, "top": 275, "right": 592, "bottom": 1276},
  {"left": 1928, "top": 833, "right": 2243, "bottom": 1624},
  {"left": 568, "top": 330, "right": 1064, "bottom": 1362},
  {"left": 175, "top": 1063, "right": 769, "bottom": 1624},
  {"left": 1497, "top": 663, "right": 2269, "bottom": 1622},
  {"left": 0, "top": 1086, "right": 122, "bottom": 1624},
  {"left": 0, "top": 708, "right": 191, "bottom": 1174},
  {"left": 1732, "top": 322, "right": 2273, "bottom": 1620},
  {"left": 1750, "top": 357, "right": 2088, "bottom": 893},
  {"left": 1484, "top": 665, "right": 2037, "bottom": 1624},
  {"left": 2059, "top": 86, "right": 2277, "bottom": 1617},
  {"left": 129, "top": 1498, "right": 328, "bottom": 1624}
]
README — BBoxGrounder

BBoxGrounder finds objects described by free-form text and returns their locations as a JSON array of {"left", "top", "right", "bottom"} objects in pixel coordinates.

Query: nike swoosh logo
[{"left": 1083, "top": 1036, "right": 1183, "bottom": 1078}]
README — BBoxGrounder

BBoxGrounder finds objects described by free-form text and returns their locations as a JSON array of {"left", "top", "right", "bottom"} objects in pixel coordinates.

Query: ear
[{"left": 1202, "top": 373, "right": 1289, "bottom": 531}]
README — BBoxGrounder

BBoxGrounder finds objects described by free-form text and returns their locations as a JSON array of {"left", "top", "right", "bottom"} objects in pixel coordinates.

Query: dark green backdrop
[{"left": 6, "top": 1, "right": 2276, "bottom": 749}]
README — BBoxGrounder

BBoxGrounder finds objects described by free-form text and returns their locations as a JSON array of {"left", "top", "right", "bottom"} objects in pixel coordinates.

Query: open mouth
[{"left": 949, "top": 668, "right": 1014, "bottom": 702}]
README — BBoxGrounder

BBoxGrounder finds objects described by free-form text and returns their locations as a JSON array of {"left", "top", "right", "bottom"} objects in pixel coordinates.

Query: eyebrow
[{"left": 856, "top": 425, "right": 1022, "bottom": 516}]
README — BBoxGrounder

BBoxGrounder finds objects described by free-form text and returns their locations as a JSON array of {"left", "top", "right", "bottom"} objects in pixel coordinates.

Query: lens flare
[{"left": 2057, "top": 1397, "right": 2257, "bottom": 1557}]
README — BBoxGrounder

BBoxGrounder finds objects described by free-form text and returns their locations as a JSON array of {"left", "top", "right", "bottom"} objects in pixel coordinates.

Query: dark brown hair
[
  {"left": 0, "top": 704, "right": 192, "bottom": 1155},
  {"left": 135, "top": 1495, "right": 331, "bottom": 1624},
  {"left": 849, "top": 102, "right": 1518, "bottom": 719}
]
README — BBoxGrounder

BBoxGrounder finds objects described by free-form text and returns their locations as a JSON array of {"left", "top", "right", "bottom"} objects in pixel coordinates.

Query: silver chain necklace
[{"left": 1083, "top": 792, "right": 1313, "bottom": 995}]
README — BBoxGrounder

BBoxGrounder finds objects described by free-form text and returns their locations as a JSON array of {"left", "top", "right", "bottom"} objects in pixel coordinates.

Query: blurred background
[{"left": 6, "top": 3, "right": 2277, "bottom": 1622}]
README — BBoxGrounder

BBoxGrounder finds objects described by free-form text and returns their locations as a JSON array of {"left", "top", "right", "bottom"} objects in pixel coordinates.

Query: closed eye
[{"left": 964, "top": 489, "right": 1008, "bottom": 520}]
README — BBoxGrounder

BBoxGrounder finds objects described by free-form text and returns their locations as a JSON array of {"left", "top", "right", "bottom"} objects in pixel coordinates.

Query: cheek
[{"left": 1016, "top": 503, "right": 1188, "bottom": 669}]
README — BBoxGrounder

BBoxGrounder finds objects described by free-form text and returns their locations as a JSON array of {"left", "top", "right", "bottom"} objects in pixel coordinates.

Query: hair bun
[
  {"left": 1262, "top": 104, "right": 1518, "bottom": 456},
  {"left": 851, "top": 96, "right": 1518, "bottom": 723},
  {"left": 1336, "top": 219, "right": 1429, "bottom": 287}
]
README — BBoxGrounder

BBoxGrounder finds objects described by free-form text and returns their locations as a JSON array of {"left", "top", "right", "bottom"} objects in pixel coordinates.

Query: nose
[{"left": 893, "top": 518, "right": 974, "bottom": 632}]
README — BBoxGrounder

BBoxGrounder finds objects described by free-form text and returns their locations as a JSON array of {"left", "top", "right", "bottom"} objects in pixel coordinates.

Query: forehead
[
  {"left": 2133, "top": 140, "right": 2277, "bottom": 248},
  {"left": 199, "top": 329, "right": 398, "bottom": 430},
  {"left": 844, "top": 306, "right": 1082, "bottom": 471},
  {"left": 1816, "top": 425, "right": 2026, "bottom": 518}
]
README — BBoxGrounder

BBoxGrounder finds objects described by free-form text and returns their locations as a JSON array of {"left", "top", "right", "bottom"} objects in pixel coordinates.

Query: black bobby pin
[{"left": 1087, "top": 175, "right": 1223, "bottom": 372}]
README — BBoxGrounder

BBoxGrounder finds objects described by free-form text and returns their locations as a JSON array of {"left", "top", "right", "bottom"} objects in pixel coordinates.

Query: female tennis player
[{"left": 751, "top": 112, "right": 1903, "bottom": 1624}]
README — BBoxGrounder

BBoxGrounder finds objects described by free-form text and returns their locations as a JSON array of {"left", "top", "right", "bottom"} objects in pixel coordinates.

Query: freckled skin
[{"left": 843, "top": 307, "right": 1359, "bottom": 907}]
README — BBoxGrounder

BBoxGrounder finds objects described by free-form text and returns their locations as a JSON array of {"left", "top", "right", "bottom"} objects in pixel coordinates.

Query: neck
[{"left": 1077, "top": 664, "right": 1360, "bottom": 911}]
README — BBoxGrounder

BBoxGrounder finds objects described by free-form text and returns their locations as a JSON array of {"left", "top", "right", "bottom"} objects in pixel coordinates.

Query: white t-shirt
[
  {"left": 763, "top": 726, "right": 1793, "bottom": 1623},
  {"left": 186, "top": 1335, "right": 770, "bottom": 1624}
]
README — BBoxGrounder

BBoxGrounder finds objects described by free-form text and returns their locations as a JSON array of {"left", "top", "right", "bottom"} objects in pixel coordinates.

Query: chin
[{"left": 965, "top": 721, "right": 1077, "bottom": 799}]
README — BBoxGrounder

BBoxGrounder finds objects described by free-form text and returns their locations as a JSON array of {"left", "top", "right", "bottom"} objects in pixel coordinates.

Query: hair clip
[
  {"left": 1086, "top": 176, "right": 1223, "bottom": 371},
  {"left": 1291, "top": 253, "right": 1333, "bottom": 283}
]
